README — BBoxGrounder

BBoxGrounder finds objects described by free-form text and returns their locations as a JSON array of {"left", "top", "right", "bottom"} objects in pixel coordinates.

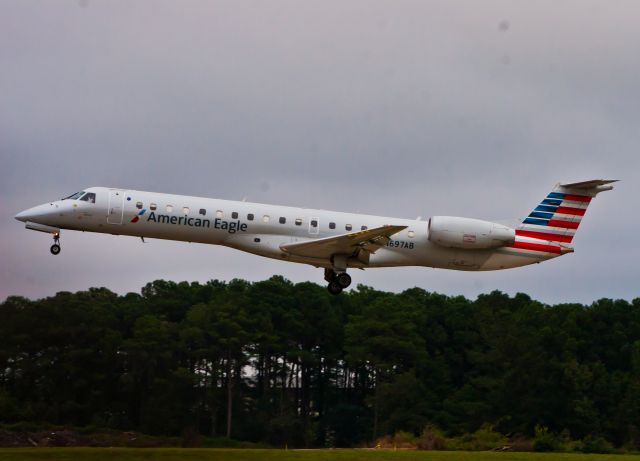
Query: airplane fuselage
[{"left": 15, "top": 186, "right": 563, "bottom": 275}]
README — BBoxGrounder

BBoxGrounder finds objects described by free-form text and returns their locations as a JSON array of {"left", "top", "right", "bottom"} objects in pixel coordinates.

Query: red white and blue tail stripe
[{"left": 513, "top": 179, "right": 617, "bottom": 253}]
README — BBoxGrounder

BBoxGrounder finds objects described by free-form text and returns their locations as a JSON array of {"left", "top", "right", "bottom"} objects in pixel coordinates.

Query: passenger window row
[{"left": 131, "top": 201, "right": 415, "bottom": 236}]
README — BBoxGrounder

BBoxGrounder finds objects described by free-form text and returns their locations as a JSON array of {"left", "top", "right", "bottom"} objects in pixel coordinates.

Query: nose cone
[
  {"left": 15, "top": 208, "right": 34, "bottom": 222},
  {"left": 15, "top": 204, "right": 56, "bottom": 223}
]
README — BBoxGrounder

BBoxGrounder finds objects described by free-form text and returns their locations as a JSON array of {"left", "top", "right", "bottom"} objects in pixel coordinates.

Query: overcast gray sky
[{"left": 1, "top": 0, "right": 638, "bottom": 304}]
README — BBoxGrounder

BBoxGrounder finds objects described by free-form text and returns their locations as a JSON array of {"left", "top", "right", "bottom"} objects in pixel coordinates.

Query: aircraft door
[{"left": 107, "top": 189, "right": 125, "bottom": 224}]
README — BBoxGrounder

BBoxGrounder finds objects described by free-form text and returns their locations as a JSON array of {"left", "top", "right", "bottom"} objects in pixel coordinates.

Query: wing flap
[{"left": 280, "top": 225, "right": 407, "bottom": 260}]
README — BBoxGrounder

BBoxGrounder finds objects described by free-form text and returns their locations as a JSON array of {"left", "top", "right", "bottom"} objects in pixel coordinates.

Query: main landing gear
[
  {"left": 325, "top": 268, "right": 351, "bottom": 295},
  {"left": 50, "top": 233, "right": 61, "bottom": 255}
]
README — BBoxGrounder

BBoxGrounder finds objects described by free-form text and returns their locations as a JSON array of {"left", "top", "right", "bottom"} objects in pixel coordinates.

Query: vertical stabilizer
[{"left": 516, "top": 180, "right": 618, "bottom": 244}]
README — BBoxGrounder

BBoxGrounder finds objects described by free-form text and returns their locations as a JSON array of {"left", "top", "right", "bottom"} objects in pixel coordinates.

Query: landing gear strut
[
  {"left": 324, "top": 268, "right": 352, "bottom": 295},
  {"left": 50, "top": 233, "right": 61, "bottom": 255}
]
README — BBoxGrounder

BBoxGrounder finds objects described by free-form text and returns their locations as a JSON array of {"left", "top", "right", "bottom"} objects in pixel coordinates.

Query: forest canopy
[{"left": 1, "top": 277, "right": 639, "bottom": 449}]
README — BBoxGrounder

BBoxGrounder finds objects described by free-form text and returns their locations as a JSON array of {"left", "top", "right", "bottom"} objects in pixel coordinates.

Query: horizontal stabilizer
[{"left": 560, "top": 179, "right": 618, "bottom": 190}]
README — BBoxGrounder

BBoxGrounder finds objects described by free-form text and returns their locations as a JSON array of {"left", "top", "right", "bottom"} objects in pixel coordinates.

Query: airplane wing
[{"left": 280, "top": 224, "right": 407, "bottom": 260}]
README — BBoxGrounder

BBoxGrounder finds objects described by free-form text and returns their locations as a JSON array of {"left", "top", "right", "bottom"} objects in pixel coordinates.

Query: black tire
[
  {"left": 336, "top": 272, "right": 351, "bottom": 288},
  {"left": 50, "top": 244, "right": 61, "bottom": 255},
  {"left": 327, "top": 281, "right": 343, "bottom": 295}
]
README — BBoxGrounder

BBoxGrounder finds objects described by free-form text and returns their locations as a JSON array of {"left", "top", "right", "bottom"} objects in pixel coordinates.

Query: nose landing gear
[
  {"left": 325, "top": 268, "right": 352, "bottom": 295},
  {"left": 50, "top": 234, "right": 61, "bottom": 255}
]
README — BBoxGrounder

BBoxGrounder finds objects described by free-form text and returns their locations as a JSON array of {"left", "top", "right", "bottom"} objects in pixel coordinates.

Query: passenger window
[
  {"left": 247, "top": 213, "right": 254, "bottom": 221},
  {"left": 136, "top": 201, "right": 143, "bottom": 209},
  {"left": 263, "top": 215, "right": 270, "bottom": 223},
  {"left": 279, "top": 217, "right": 286, "bottom": 224},
  {"left": 346, "top": 224, "right": 352, "bottom": 231},
  {"left": 199, "top": 208, "right": 206, "bottom": 216},
  {"left": 295, "top": 218, "right": 302, "bottom": 226},
  {"left": 310, "top": 219, "right": 318, "bottom": 228},
  {"left": 232, "top": 212, "right": 238, "bottom": 219},
  {"left": 329, "top": 222, "right": 336, "bottom": 229},
  {"left": 183, "top": 207, "right": 190, "bottom": 215},
  {"left": 408, "top": 230, "right": 415, "bottom": 238},
  {"left": 216, "top": 210, "right": 224, "bottom": 218},
  {"left": 166, "top": 205, "right": 173, "bottom": 213},
  {"left": 361, "top": 225, "right": 368, "bottom": 231},
  {"left": 80, "top": 193, "right": 96, "bottom": 203},
  {"left": 150, "top": 203, "right": 157, "bottom": 211}
]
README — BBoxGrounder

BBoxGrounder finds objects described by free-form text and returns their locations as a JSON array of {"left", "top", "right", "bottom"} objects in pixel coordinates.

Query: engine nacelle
[{"left": 428, "top": 216, "right": 515, "bottom": 250}]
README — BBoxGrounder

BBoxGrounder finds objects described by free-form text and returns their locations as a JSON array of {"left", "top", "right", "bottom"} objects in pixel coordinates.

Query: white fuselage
[{"left": 15, "top": 186, "right": 561, "bottom": 272}]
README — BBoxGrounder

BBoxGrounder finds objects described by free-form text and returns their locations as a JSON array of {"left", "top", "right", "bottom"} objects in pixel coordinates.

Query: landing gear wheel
[
  {"left": 336, "top": 272, "right": 351, "bottom": 288},
  {"left": 327, "top": 280, "right": 343, "bottom": 295},
  {"left": 50, "top": 233, "right": 61, "bottom": 255}
]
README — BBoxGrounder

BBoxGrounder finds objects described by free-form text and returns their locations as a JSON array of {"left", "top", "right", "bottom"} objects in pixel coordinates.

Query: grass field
[{"left": 1, "top": 449, "right": 640, "bottom": 461}]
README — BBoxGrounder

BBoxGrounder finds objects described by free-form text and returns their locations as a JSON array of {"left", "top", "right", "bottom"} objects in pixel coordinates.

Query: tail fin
[{"left": 517, "top": 179, "right": 618, "bottom": 244}]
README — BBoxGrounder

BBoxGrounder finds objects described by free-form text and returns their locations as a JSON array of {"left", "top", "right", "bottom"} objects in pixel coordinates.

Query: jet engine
[{"left": 428, "top": 216, "right": 515, "bottom": 250}]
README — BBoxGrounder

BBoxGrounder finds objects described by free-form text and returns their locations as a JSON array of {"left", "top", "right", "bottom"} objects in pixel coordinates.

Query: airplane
[{"left": 14, "top": 179, "right": 616, "bottom": 294}]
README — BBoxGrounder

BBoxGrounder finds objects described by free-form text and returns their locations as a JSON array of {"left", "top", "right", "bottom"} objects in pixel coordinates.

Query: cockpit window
[
  {"left": 62, "top": 191, "right": 85, "bottom": 200},
  {"left": 80, "top": 193, "right": 96, "bottom": 203}
]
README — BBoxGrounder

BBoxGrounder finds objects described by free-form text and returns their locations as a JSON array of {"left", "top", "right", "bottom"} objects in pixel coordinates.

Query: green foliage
[
  {"left": 579, "top": 435, "right": 614, "bottom": 454},
  {"left": 532, "top": 425, "right": 560, "bottom": 452},
  {"left": 265, "top": 414, "right": 304, "bottom": 447},
  {"left": 447, "top": 424, "right": 508, "bottom": 451},
  {"left": 0, "top": 279, "right": 637, "bottom": 451},
  {"left": 416, "top": 425, "right": 447, "bottom": 450},
  {"left": 391, "top": 431, "right": 416, "bottom": 448},
  {"left": 199, "top": 437, "right": 266, "bottom": 448},
  {"left": 0, "top": 447, "right": 636, "bottom": 461}
]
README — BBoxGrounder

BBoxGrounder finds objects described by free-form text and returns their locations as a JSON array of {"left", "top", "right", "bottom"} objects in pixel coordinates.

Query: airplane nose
[
  {"left": 14, "top": 204, "right": 57, "bottom": 223},
  {"left": 15, "top": 208, "right": 33, "bottom": 222}
]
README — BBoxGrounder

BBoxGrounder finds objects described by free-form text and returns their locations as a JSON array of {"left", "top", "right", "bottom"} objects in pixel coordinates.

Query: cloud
[{"left": 1, "top": 0, "right": 638, "bottom": 303}]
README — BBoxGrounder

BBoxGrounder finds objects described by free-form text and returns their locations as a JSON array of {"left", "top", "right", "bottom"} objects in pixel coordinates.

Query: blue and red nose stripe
[{"left": 130, "top": 209, "right": 147, "bottom": 223}]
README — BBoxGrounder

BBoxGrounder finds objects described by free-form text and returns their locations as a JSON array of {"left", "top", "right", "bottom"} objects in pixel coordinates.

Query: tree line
[{"left": 1, "top": 277, "right": 639, "bottom": 448}]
